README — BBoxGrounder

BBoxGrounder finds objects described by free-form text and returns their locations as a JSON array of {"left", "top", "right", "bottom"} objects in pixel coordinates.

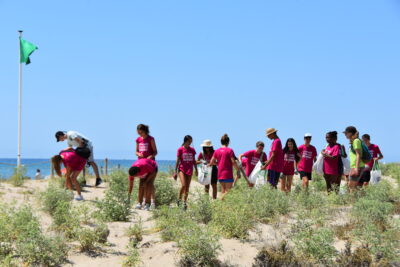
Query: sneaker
[
  {"left": 135, "top": 203, "right": 142, "bottom": 210},
  {"left": 177, "top": 200, "right": 181, "bottom": 207},
  {"left": 75, "top": 195, "right": 84, "bottom": 201},
  {"left": 183, "top": 202, "right": 188, "bottom": 211},
  {"left": 81, "top": 180, "right": 87, "bottom": 187},
  {"left": 95, "top": 178, "right": 103, "bottom": 187},
  {"left": 144, "top": 204, "right": 150, "bottom": 211},
  {"left": 150, "top": 203, "right": 156, "bottom": 210}
]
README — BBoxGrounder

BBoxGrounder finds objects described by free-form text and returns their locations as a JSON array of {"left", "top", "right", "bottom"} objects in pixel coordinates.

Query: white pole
[{"left": 17, "top": 30, "right": 23, "bottom": 167}]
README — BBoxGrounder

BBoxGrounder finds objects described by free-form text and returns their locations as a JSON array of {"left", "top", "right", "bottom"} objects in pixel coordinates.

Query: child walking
[{"left": 281, "top": 138, "right": 301, "bottom": 193}]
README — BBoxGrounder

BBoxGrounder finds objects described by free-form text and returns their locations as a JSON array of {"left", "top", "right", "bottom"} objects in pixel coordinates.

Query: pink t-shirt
[
  {"left": 242, "top": 150, "right": 267, "bottom": 177},
  {"left": 323, "top": 144, "right": 340, "bottom": 175},
  {"left": 213, "top": 147, "right": 235, "bottom": 180},
  {"left": 197, "top": 151, "right": 214, "bottom": 164},
  {"left": 177, "top": 146, "right": 196, "bottom": 176},
  {"left": 298, "top": 144, "right": 317, "bottom": 173},
  {"left": 136, "top": 136, "right": 155, "bottom": 159},
  {"left": 283, "top": 150, "right": 296, "bottom": 175},
  {"left": 60, "top": 151, "right": 87, "bottom": 172},
  {"left": 367, "top": 144, "right": 382, "bottom": 168},
  {"left": 130, "top": 158, "right": 158, "bottom": 179},
  {"left": 267, "top": 139, "right": 284, "bottom": 172}
]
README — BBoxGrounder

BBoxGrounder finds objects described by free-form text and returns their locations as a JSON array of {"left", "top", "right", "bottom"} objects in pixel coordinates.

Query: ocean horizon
[{"left": 0, "top": 158, "right": 176, "bottom": 179}]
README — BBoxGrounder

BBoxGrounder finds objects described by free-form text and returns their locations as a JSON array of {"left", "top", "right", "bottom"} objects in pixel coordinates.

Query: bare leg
[
  {"left": 205, "top": 185, "right": 210, "bottom": 194},
  {"left": 184, "top": 175, "right": 192, "bottom": 202},
  {"left": 144, "top": 171, "right": 157, "bottom": 205},
  {"left": 220, "top": 182, "right": 233, "bottom": 200},
  {"left": 178, "top": 172, "right": 186, "bottom": 200},
  {"left": 71, "top": 171, "right": 82, "bottom": 196},
  {"left": 302, "top": 176, "right": 309, "bottom": 189},
  {"left": 138, "top": 179, "right": 146, "bottom": 204},
  {"left": 65, "top": 169, "right": 73, "bottom": 191},
  {"left": 128, "top": 177, "right": 134, "bottom": 200},
  {"left": 88, "top": 161, "right": 101, "bottom": 179},
  {"left": 280, "top": 176, "right": 286, "bottom": 192},
  {"left": 286, "top": 175, "right": 293, "bottom": 192},
  {"left": 211, "top": 184, "right": 218, "bottom": 199}
]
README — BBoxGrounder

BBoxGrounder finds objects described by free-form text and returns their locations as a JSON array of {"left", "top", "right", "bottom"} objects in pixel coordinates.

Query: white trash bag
[
  {"left": 249, "top": 161, "right": 266, "bottom": 186},
  {"left": 313, "top": 154, "right": 324, "bottom": 175},
  {"left": 342, "top": 157, "right": 350, "bottom": 175},
  {"left": 370, "top": 162, "right": 382, "bottom": 185},
  {"left": 197, "top": 164, "right": 212, "bottom": 185}
]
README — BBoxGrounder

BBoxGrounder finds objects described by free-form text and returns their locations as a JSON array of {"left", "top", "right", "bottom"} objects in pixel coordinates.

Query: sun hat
[
  {"left": 266, "top": 128, "right": 278, "bottom": 136},
  {"left": 201, "top": 139, "right": 213, "bottom": 147},
  {"left": 304, "top": 133, "right": 312, "bottom": 138}
]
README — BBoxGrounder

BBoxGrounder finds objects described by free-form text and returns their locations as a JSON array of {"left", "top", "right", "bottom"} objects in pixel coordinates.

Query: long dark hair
[
  {"left": 203, "top": 146, "right": 214, "bottom": 156},
  {"left": 283, "top": 138, "right": 300, "bottom": 162},
  {"left": 51, "top": 155, "right": 63, "bottom": 176},
  {"left": 137, "top": 124, "right": 150, "bottom": 135},
  {"left": 182, "top": 135, "right": 192, "bottom": 146}
]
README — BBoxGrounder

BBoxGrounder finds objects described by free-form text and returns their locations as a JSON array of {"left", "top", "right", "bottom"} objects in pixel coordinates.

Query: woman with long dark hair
[
  {"left": 173, "top": 135, "right": 198, "bottom": 209},
  {"left": 196, "top": 140, "right": 218, "bottom": 199},
  {"left": 281, "top": 138, "right": 301, "bottom": 193}
]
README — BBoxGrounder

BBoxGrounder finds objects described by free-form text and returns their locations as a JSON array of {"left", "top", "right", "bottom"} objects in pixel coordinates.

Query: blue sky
[{"left": 0, "top": 0, "right": 399, "bottom": 161}]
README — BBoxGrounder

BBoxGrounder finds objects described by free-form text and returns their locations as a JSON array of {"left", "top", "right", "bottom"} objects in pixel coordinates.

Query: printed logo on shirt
[
  {"left": 139, "top": 143, "right": 149, "bottom": 152},
  {"left": 302, "top": 151, "right": 313, "bottom": 159},
  {"left": 250, "top": 156, "right": 260, "bottom": 166},
  {"left": 183, "top": 153, "right": 194, "bottom": 162},
  {"left": 285, "top": 153, "right": 295, "bottom": 162}
]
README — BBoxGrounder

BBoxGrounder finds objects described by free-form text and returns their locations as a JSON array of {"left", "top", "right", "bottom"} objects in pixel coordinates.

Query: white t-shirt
[{"left": 67, "top": 130, "right": 91, "bottom": 148}]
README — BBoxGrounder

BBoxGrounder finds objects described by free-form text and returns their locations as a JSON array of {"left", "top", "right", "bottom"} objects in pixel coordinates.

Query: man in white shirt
[{"left": 55, "top": 130, "right": 102, "bottom": 186}]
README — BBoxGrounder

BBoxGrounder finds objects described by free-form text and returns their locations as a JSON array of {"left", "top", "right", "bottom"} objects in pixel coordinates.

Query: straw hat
[
  {"left": 201, "top": 139, "right": 213, "bottom": 147},
  {"left": 266, "top": 128, "right": 278, "bottom": 136}
]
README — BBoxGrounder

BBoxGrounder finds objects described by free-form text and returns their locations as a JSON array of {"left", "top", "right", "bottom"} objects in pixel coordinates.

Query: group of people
[{"left": 50, "top": 124, "right": 383, "bottom": 208}]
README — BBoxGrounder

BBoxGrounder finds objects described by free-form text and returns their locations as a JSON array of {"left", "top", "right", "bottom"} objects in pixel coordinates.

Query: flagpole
[{"left": 17, "top": 30, "right": 23, "bottom": 167}]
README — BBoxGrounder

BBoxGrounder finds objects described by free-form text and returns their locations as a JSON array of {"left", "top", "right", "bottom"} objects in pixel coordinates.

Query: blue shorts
[
  {"left": 219, "top": 178, "right": 234, "bottom": 183},
  {"left": 268, "top": 170, "right": 281, "bottom": 187}
]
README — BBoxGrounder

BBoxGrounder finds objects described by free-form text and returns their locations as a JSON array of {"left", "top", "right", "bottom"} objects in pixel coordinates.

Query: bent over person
[{"left": 55, "top": 130, "right": 102, "bottom": 186}]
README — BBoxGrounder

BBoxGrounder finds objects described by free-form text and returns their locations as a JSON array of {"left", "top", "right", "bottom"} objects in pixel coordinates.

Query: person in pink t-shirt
[
  {"left": 281, "top": 138, "right": 301, "bottom": 193},
  {"left": 297, "top": 133, "right": 318, "bottom": 189},
  {"left": 128, "top": 158, "right": 158, "bottom": 211},
  {"left": 210, "top": 134, "right": 241, "bottom": 199},
  {"left": 322, "top": 131, "right": 341, "bottom": 193},
  {"left": 173, "top": 135, "right": 198, "bottom": 209},
  {"left": 135, "top": 124, "right": 158, "bottom": 209},
  {"left": 51, "top": 149, "right": 87, "bottom": 201},
  {"left": 196, "top": 140, "right": 218, "bottom": 199},
  {"left": 239, "top": 141, "right": 267, "bottom": 188},
  {"left": 361, "top": 134, "right": 384, "bottom": 186},
  {"left": 262, "top": 128, "right": 284, "bottom": 189}
]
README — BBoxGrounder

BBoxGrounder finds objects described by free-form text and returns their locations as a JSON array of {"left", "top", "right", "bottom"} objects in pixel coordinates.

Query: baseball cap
[
  {"left": 304, "top": 133, "right": 312, "bottom": 138},
  {"left": 55, "top": 131, "right": 66, "bottom": 142}
]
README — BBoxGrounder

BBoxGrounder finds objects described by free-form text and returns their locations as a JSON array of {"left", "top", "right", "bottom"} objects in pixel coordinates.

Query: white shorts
[{"left": 86, "top": 143, "right": 94, "bottom": 163}]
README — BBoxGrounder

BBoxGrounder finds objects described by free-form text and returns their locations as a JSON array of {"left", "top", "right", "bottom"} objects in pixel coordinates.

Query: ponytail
[{"left": 51, "top": 155, "right": 63, "bottom": 177}]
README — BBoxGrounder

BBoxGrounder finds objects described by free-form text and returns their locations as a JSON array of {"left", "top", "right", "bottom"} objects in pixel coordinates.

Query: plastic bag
[
  {"left": 249, "top": 161, "right": 266, "bottom": 186},
  {"left": 197, "top": 164, "right": 212, "bottom": 185},
  {"left": 342, "top": 157, "right": 350, "bottom": 175},
  {"left": 370, "top": 162, "right": 381, "bottom": 185},
  {"left": 313, "top": 154, "right": 324, "bottom": 175}
]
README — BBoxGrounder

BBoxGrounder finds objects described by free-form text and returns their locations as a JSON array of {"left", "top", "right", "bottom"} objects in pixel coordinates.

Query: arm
[
  {"left": 209, "top": 157, "right": 217, "bottom": 166},
  {"left": 135, "top": 143, "right": 143, "bottom": 158},
  {"left": 262, "top": 151, "right": 276, "bottom": 169},
  {"left": 355, "top": 149, "right": 361, "bottom": 175},
  {"left": 376, "top": 147, "right": 384, "bottom": 161},
  {"left": 238, "top": 153, "right": 244, "bottom": 163},
  {"left": 193, "top": 155, "right": 198, "bottom": 176},
  {"left": 173, "top": 156, "right": 180, "bottom": 180},
  {"left": 148, "top": 139, "right": 158, "bottom": 159}
]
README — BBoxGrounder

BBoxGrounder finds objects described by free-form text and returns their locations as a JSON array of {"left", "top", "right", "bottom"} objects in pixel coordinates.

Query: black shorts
[
  {"left": 211, "top": 166, "right": 218, "bottom": 184},
  {"left": 299, "top": 171, "right": 312, "bottom": 180},
  {"left": 359, "top": 170, "right": 371, "bottom": 183}
]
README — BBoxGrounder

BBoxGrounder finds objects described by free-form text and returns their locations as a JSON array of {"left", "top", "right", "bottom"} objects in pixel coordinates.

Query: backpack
[{"left": 351, "top": 138, "right": 372, "bottom": 164}]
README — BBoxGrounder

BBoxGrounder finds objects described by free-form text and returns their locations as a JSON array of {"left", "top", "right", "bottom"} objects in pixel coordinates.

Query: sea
[{"left": 0, "top": 158, "right": 176, "bottom": 179}]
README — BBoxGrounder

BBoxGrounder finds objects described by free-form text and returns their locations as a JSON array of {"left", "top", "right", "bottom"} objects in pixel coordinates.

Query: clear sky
[{"left": 0, "top": 0, "right": 399, "bottom": 161}]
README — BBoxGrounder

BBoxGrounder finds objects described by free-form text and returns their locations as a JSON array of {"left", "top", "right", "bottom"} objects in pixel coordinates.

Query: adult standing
[
  {"left": 135, "top": 124, "right": 158, "bottom": 208},
  {"left": 322, "top": 131, "right": 341, "bottom": 193},
  {"left": 262, "top": 128, "right": 284, "bottom": 189},
  {"left": 196, "top": 140, "right": 218, "bottom": 199},
  {"left": 55, "top": 130, "right": 102, "bottom": 186},
  {"left": 343, "top": 126, "right": 365, "bottom": 192},
  {"left": 361, "top": 134, "right": 384, "bottom": 186},
  {"left": 210, "top": 134, "right": 241, "bottom": 199},
  {"left": 297, "top": 133, "right": 318, "bottom": 189}
]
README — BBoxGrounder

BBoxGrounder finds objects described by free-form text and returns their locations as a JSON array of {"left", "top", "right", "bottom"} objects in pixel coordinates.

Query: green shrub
[
  {"left": 9, "top": 166, "right": 27, "bottom": 187},
  {"left": 311, "top": 173, "right": 326, "bottom": 192},
  {"left": 189, "top": 190, "right": 213, "bottom": 224},
  {"left": 40, "top": 181, "right": 73, "bottom": 215},
  {"left": 351, "top": 198, "right": 393, "bottom": 227},
  {"left": 97, "top": 169, "right": 131, "bottom": 221},
  {"left": 126, "top": 219, "right": 143, "bottom": 247},
  {"left": 335, "top": 242, "right": 372, "bottom": 267},
  {"left": 74, "top": 227, "right": 104, "bottom": 252},
  {"left": 178, "top": 226, "right": 221, "bottom": 267},
  {"left": 210, "top": 187, "right": 254, "bottom": 239},
  {"left": 253, "top": 241, "right": 307, "bottom": 267},
  {"left": 123, "top": 245, "right": 141, "bottom": 267},
  {"left": 154, "top": 175, "right": 178, "bottom": 207},
  {"left": 381, "top": 163, "right": 400, "bottom": 183},
  {"left": 294, "top": 189, "right": 327, "bottom": 211},
  {"left": 155, "top": 206, "right": 196, "bottom": 242}
]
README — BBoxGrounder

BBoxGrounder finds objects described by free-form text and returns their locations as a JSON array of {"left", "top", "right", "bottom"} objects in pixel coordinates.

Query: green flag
[{"left": 19, "top": 38, "right": 38, "bottom": 65}]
